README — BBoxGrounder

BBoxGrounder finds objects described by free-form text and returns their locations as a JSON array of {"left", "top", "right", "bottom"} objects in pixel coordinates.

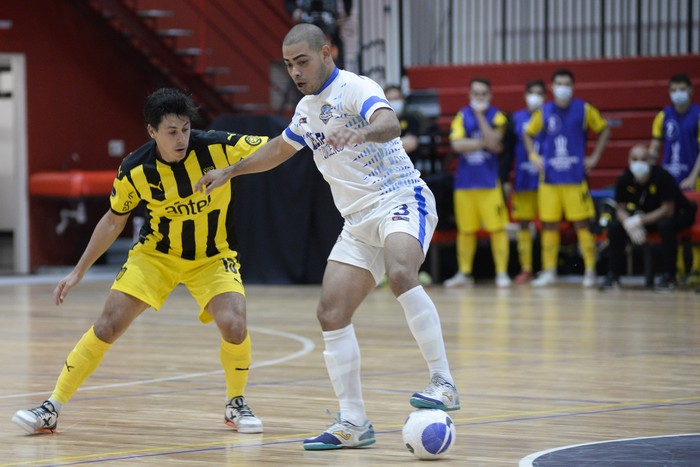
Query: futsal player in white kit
[{"left": 196, "top": 23, "right": 460, "bottom": 450}]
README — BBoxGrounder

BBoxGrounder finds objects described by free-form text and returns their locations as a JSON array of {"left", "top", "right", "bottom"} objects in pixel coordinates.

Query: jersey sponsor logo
[
  {"left": 299, "top": 117, "right": 307, "bottom": 124},
  {"left": 164, "top": 195, "right": 212, "bottom": 216},
  {"left": 319, "top": 103, "right": 333, "bottom": 124},
  {"left": 392, "top": 216, "right": 409, "bottom": 222},
  {"left": 245, "top": 135, "right": 263, "bottom": 146}
]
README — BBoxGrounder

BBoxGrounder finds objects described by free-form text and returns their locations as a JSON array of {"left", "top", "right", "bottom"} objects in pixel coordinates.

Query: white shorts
[{"left": 328, "top": 185, "right": 438, "bottom": 283}]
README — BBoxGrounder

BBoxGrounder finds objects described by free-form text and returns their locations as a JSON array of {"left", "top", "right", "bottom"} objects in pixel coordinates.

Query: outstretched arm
[
  {"left": 54, "top": 210, "right": 130, "bottom": 305},
  {"left": 195, "top": 135, "right": 298, "bottom": 195},
  {"left": 325, "top": 108, "right": 401, "bottom": 148}
]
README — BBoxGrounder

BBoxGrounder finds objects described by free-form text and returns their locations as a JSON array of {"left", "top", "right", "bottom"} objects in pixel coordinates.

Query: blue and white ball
[{"left": 402, "top": 409, "right": 456, "bottom": 459}]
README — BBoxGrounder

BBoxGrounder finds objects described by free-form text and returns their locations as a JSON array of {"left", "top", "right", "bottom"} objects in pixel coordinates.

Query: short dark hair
[
  {"left": 669, "top": 73, "right": 692, "bottom": 87},
  {"left": 470, "top": 77, "right": 491, "bottom": 88},
  {"left": 384, "top": 84, "right": 402, "bottom": 96},
  {"left": 144, "top": 88, "right": 199, "bottom": 129},
  {"left": 283, "top": 23, "right": 328, "bottom": 51},
  {"left": 525, "top": 79, "right": 546, "bottom": 92},
  {"left": 551, "top": 68, "right": 575, "bottom": 83}
]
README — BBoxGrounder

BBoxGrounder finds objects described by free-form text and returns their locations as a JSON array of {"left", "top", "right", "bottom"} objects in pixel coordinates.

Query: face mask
[
  {"left": 470, "top": 99, "right": 488, "bottom": 112},
  {"left": 630, "top": 160, "right": 650, "bottom": 180},
  {"left": 552, "top": 85, "right": 573, "bottom": 102},
  {"left": 525, "top": 93, "right": 544, "bottom": 111},
  {"left": 670, "top": 90, "right": 690, "bottom": 106},
  {"left": 389, "top": 99, "right": 404, "bottom": 115}
]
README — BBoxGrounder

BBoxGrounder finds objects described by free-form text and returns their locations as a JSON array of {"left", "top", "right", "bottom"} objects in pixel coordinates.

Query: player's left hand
[{"left": 326, "top": 125, "right": 365, "bottom": 149}]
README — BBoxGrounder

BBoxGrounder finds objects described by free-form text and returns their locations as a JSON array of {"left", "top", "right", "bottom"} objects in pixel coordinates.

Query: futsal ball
[{"left": 402, "top": 409, "right": 456, "bottom": 460}]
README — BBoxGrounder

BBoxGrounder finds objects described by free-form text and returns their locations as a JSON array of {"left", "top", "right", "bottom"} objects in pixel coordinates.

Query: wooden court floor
[{"left": 1, "top": 275, "right": 699, "bottom": 466}]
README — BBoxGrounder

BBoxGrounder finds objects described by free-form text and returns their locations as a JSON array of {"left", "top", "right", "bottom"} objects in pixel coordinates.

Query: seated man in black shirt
[
  {"left": 601, "top": 144, "right": 697, "bottom": 290},
  {"left": 384, "top": 85, "right": 430, "bottom": 170}
]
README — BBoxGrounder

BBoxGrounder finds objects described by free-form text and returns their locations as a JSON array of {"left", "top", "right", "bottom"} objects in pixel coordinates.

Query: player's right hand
[{"left": 194, "top": 168, "right": 227, "bottom": 195}]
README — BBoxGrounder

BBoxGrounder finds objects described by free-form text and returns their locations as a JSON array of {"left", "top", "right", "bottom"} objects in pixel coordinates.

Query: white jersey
[{"left": 282, "top": 67, "right": 426, "bottom": 217}]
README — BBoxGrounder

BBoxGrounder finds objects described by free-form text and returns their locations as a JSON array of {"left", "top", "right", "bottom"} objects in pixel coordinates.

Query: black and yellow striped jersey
[{"left": 110, "top": 129, "right": 268, "bottom": 260}]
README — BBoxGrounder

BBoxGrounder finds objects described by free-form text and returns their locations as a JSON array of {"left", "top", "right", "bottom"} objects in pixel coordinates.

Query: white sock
[
  {"left": 322, "top": 324, "right": 367, "bottom": 426},
  {"left": 397, "top": 286, "right": 453, "bottom": 383},
  {"left": 47, "top": 397, "right": 63, "bottom": 414}
]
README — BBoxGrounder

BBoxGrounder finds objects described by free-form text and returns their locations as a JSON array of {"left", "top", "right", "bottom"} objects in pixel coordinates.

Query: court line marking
[
  {"left": 0, "top": 325, "right": 314, "bottom": 401},
  {"left": 518, "top": 433, "right": 700, "bottom": 467},
  {"left": 3, "top": 399, "right": 699, "bottom": 466}
]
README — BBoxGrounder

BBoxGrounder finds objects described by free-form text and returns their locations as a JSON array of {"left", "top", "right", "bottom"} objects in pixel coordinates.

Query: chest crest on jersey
[{"left": 319, "top": 103, "right": 333, "bottom": 125}]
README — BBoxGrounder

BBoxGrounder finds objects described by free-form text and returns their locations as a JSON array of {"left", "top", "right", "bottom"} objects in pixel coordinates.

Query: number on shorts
[
  {"left": 221, "top": 258, "right": 238, "bottom": 274},
  {"left": 393, "top": 204, "right": 410, "bottom": 216}
]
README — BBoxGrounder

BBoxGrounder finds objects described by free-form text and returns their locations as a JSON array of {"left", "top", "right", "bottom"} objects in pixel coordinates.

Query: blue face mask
[{"left": 671, "top": 90, "right": 690, "bottom": 106}]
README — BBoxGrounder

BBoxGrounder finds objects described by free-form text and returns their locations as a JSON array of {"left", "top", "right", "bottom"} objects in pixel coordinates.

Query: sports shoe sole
[
  {"left": 303, "top": 438, "right": 376, "bottom": 450},
  {"left": 11, "top": 413, "right": 56, "bottom": 434},
  {"left": 410, "top": 395, "right": 461, "bottom": 411},
  {"left": 225, "top": 419, "right": 264, "bottom": 434}
]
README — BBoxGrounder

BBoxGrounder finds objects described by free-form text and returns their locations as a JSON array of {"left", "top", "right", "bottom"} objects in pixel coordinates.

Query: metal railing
[{"left": 358, "top": 0, "right": 700, "bottom": 87}]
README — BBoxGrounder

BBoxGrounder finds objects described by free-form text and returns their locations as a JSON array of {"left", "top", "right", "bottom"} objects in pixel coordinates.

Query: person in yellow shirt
[
  {"left": 443, "top": 78, "right": 511, "bottom": 288},
  {"left": 523, "top": 69, "right": 611, "bottom": 287},
  {"left": 649, "top": 74, "right": 700, "bottom": 285}
]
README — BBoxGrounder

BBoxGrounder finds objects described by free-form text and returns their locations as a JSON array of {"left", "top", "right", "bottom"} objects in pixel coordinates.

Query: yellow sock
[
  {"left": 517, "top": 229, "right": 533, "bottom": 273},
  {"left": 51, "top": 326, "right": 112, "bottom": 404},
  {"left": 693, "top": 246, "right": 700, "bottom": 271},
  {"left": 490, "top": 230, "right": 509, "bottom": 274},
  {"left": 220, "top": 333, "right": 251, "bottom": 399},
  {"left": 577, "top": 228, "right": 596, "bottom": 271},
  {"left": 456, "top": 232, "right": 477, "bottom": 275},
  {"left": 541, "top": 229, "right": 560, "bottom": 271}
]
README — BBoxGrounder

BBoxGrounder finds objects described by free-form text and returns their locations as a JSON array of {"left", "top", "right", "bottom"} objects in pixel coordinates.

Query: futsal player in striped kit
[
  {"left": 523, "top": 69, "right": 611, "bottom": 287},
  {"left": 196, "top": 23, "right": 460, "bottom": 450},
  {"left": 13, "top": 88, "right": 268, "bottom": 435}
]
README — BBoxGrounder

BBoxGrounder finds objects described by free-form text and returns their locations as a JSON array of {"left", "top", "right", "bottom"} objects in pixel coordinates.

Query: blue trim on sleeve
[
  {"left": 315, "top": 67, "right": 339, "bottom": 95},
  {"left": 360, "top": 96, "right": 390, "bottom": 121},
  {"left": 284, "top": 127, "right": 307, "bottom": 147}
]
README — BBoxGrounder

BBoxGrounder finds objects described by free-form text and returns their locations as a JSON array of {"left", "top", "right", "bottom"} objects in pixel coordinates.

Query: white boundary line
[
  {"left": 0, "top": 325, "right": 314, "bottom": 400},
  {"left": 519, "top": 433, "right": 700, "bottom": 466}
]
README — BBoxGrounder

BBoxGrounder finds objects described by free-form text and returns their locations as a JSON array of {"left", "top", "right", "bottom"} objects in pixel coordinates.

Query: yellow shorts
[
  {"left": 538, "top": 181, "right": 595, "bottom": 222},
  {"left": 454, "top": 186, "right": 509, "bottom": 233},
  {"left": 511, "top": 190, "right": 538, "bottom": 221},
  {"left": 111, "top": 244, "right": 245, "bottom": 324}
]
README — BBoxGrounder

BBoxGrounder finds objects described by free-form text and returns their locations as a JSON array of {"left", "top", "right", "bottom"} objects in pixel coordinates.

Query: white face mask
[
  {"left": 630, "top": 160, "right": 650, "bottom": 180},
  {"left": 552, "top": 85, "right": 573, "bottom": 102},
  {"left": 470, "top": 99, "right": 488, "bottom": 112},
  {"left": 389, "top": 99, "right": 404, "bottom": 115},
  {"left": 670, "top": 90, "right": 690, "bottom": 106},
  {"left": 525, "top": 93, "right": 544, "bottom": 111}
]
